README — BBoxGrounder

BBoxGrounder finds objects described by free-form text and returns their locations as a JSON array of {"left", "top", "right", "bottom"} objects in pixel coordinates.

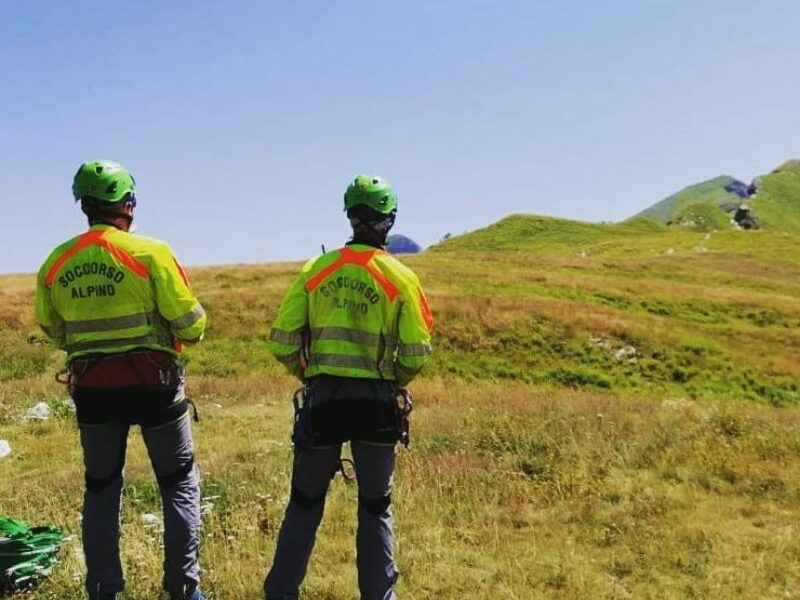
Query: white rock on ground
[
  {"left": 613, "top": 345, "right": 638, "bottom": 363},
  {"left": 24, "top": 402, "right": 51, "bottom": 421},
  {"left": 141, "top": 513, "right": 162, "bottom": 526},
  {"left": 0, "top": 439, "right": 11, "bottom": 458}
]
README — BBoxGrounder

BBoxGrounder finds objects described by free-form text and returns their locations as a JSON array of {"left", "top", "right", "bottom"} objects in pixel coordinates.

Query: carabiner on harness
[
  {"left": 291, "top": 386, "right": 315, "bottom": 450},
  {"left": 186, "top": 397, "right": 200, "bottom": 422},
  {"left": 54, "top": 368, "right": 72, "bottom": 385},
  {"left": 396, "top": 389, "right": 413, "bottom": 448}
]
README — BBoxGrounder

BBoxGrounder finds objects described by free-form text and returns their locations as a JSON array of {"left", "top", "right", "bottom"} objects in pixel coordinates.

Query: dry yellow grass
[
  {"left": 6, "top": 375, "right": 800, "bottom": 598},
  {"left": 3, "top": 233, "right": 800, "bottom": 598}
]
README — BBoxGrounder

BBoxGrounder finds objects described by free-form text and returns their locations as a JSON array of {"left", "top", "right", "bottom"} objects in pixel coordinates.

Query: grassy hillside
[
  {"left": 750, "top": 160, "right": 800, "bottom": 233},
  {"left": 429, "top": 215, "right": 800, "bottom": 404},
  {"left": 635, "top": 160, "right": 800, "bottom": 234},
  {"left": 3, "top": 219, "right": 800, "bottom": 598},
  {"left": 668, "top": 203, "right": 732, "bottom": 232},
  {"left": 635, "top": 176, "right": 743, "bottom": 223},
  {"left": 429, "top": 214, "right": 669, "bottom": 255}
]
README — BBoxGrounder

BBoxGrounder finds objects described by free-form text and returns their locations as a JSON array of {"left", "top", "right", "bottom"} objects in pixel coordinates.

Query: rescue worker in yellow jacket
[
  {"left": 36, "top": 160, "right": 208, "bottom": 600},
  {"left": 263, "top": 175, "right": 433, "bottom": 600}
]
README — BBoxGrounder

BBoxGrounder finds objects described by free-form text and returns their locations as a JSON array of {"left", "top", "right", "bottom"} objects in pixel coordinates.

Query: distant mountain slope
[
  {"left": 636, "top": 176, "right": 746, "bottom": 223},
  {"left": 636, "top": 160, "right": 800, "bottom": 233},
  {"left": 430, "top": 212, "right": 800, "bottom": 268},
  {"left": 430, "top": 214, "right": 668, "bottom": 254},
  {"left": 386, "top": 234, "right": 422, "bottom": 254}
]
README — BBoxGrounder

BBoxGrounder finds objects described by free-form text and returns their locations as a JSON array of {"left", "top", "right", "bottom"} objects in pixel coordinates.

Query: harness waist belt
[{"left": 70, "top": 351, "right": 182, "bottom": 389}]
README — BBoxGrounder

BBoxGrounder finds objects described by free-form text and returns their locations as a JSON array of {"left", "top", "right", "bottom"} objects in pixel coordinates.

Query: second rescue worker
[{"left": 264, "top": 175, "right": 434, "bottom": 600}]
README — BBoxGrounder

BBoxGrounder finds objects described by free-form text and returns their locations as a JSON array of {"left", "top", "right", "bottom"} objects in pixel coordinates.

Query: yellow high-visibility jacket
[
  {"left": 268, "top": 243, "right": 434, "bottom": 387},
  {"left": 36, "top": 224, "right": 206, "bottom": 361}
]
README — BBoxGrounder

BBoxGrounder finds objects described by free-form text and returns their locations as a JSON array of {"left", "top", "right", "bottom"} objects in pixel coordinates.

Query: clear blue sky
[{"left": 2, "top": 1, "right": 799, "bottom": 273}]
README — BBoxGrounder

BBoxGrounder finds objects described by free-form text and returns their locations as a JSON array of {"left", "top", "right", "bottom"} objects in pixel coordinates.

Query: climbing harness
[
  {"left": 292, "top": 385, "right": 414, "bottom": 449},
  {"left": 55, "top": 351, "right": 184, "bottom": 392}
]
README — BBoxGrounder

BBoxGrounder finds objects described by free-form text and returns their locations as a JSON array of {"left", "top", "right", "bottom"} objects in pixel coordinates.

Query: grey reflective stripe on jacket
[
  {"left": 64, "top": 311, "right": 160, "bottom": 334},
  {"left": 41, "top": 323, "right": 65, "bottom": 338},
  {"left": 275, "top": 349, "right": 301, "bottom": 364},
  {"left": 170, "top": 304, "right": 206, "bottom": 331},
  {"left": 270, "top": 328, "right": 304, "bottom": 345},
  {"left": 65, "top": 333, "right": 173, "bottom": 354},
  {"left": 310, "top": 326, "right": 398, "bottom": 349},
  {"left": 398, "top": 342, "right": 432, "bottom": 357},
  {"left": 308, "top": 352, "right": 394, "bottom": 377}
]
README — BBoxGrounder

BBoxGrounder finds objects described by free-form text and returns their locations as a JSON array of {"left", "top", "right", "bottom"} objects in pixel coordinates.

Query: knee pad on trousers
[
  {"left": 290, "top": 485, "right": 325, "bottom": 510},
  {"left": 156, "top": 455, "right": 195, "bottom": 490},
  {"left": 85, "top": 464, "right": 124, "bottom": 493},
  {"left": 359, "top": 493, "right": 391, "bottom": 516}
]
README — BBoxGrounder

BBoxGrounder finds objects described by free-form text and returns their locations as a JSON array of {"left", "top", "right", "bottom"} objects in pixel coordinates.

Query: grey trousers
[
  {"left": 264, "top": 442, "right": 398, "bottom": 600},
  {"left": 79, "top": 411, "right": 200, "bottom": 598}
]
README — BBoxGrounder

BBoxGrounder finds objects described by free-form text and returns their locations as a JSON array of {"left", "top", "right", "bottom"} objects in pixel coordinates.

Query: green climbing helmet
[
  {"left": 72, "top": 160, "right": 136, "bottom": 203},
  {"left": 343, "top": 175, "right": 397, "bottom": 215}
]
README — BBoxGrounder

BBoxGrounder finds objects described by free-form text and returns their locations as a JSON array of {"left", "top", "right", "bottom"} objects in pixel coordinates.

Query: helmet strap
[{"left": 349, "top": 212, "right": 395, "bottom": 248}]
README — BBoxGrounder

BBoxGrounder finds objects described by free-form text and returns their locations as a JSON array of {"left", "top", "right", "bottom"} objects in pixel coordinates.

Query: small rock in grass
[
  {"left": 24, "top": 402, "right": 51, "bottom": 421},
  {"left": 141, "top": 513, "right": 161, "bottom": 526},
  {"left": 613, "top": 345, "right": 638, "bottom": 362}
]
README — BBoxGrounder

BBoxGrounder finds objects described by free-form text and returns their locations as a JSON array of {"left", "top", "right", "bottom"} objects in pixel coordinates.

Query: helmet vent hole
[{"left": 95, "top": 165, "right": 104, "bottom": 174}]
